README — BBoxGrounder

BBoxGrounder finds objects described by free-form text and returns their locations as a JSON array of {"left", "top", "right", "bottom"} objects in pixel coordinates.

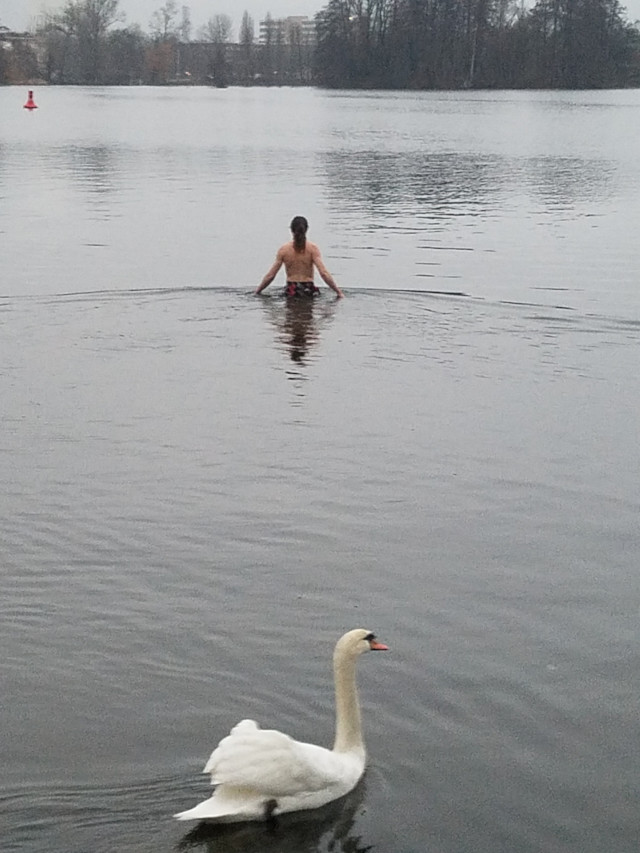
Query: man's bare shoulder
[{"left": 278, "top": 242, "right": 296, "bottom": 259}]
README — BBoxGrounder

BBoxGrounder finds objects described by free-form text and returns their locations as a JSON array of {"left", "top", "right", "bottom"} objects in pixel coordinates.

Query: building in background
[{"left": 259, "top": 16, "right": 316, "bottom": 46}]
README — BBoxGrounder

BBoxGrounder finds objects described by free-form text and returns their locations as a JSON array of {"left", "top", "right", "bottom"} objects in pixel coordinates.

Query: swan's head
[{"left": 334, "top": 628, "right": 388, "bottom": 661}]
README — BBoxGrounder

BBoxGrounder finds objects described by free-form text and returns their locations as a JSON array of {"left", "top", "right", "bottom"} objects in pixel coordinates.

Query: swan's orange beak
[{"left": 369, "top": 640, "right": 388, "bottom": 651}]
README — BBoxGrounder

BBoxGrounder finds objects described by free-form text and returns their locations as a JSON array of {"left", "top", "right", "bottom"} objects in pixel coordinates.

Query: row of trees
[
  {"left": 1, "top": 0, "right": 639, "bottom": 88},
  {"left": 315, "top": 0, "right": 640, "bottom": 88},
  {"left": 1, "top": 1, "right": 314, "bottom": 86}
]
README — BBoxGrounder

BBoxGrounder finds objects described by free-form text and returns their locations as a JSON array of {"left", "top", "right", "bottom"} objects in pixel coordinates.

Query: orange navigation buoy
[{"left": 23, "top": 90, "right": 38, "bottom": 110}]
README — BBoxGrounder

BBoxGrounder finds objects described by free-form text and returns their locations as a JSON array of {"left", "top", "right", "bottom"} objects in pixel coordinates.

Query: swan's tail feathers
[
  {"left": 203, "top": 719, "right": 260, "bottom": 775},
  {"left": 174, "top": 797, "right": 222, "bottom": 822},
  {"left": 174, "top": 788, "right": 266, "bottom": 823}
]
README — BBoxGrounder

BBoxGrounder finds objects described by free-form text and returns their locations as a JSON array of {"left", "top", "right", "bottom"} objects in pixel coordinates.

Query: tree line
[
  {"left": 1, "top": 0, "right": 639, "bottom": 88},
  {"left": 0, "top": 1, "right": 313, "bottom": 86},
  {"left": 315, "top": 0, "right": 640, "bottom": 89}
]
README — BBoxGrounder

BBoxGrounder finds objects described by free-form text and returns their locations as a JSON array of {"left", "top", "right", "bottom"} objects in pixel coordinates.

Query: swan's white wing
[{"left": 203, "top": 719, "right": 338, "bottom": 797}]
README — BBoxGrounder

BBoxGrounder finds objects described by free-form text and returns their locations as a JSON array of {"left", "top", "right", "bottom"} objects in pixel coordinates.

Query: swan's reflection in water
[
  {"left": 176, "top": 781, "right": 371, "bottom": 853},
  {"left": 260, "top": 295, "right": 338, "bottom": 370}
]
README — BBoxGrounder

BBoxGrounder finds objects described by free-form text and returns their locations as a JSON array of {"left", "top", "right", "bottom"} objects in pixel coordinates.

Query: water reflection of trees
[
  {"left": 176, "top": 782, "right": 371, "bottom": 853},
  {"left": 65, "top": 145, "right": 117, "bottom": 194},
  {"left": 523, "top": 156, "right": 613, "bottom": 206},
  {"left": 323, "top": 151, "right": 505, "bottom": 226},
  {"left": 60, "top": 144, "right": 119, "bottom": 223},
  {"left": 323, "top": 149, "right": 614, "bottom": 228}
]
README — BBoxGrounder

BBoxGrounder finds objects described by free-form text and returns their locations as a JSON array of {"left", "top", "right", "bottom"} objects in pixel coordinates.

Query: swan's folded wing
[{"left": 203, "top": 719, "right": 337, "bottom": 797}]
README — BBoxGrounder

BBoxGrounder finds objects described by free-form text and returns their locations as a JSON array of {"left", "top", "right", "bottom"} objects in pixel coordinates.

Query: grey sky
[{"left": 2, "top": 0, "right": 639, "bottom": 38}]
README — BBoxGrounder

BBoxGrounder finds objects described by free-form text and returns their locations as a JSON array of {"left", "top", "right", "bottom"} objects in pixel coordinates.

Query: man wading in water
[{"left": 255, "top": 216, "right": 344, "bottom": 299}]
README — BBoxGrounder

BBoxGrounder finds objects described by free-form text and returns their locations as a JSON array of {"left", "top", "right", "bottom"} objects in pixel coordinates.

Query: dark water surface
[{"left": 1, "top": 88, "right": 639, "bottom": 853}]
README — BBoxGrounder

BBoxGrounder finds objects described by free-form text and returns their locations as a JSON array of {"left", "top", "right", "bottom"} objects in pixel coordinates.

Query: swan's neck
[{"left": 332, "top": 651, "right": 364, "bottom": 754}]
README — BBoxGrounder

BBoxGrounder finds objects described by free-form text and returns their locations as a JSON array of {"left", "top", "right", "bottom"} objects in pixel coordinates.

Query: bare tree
[
  {"left": 150, "top": 1, "right": 179, "bottom": 41},
  {"left": 179, "top": 5, "right": 192, "bottom": 41},
  {"left": 239, "top": 10, "right": 254, "bottom": 46},
  {"left": 199, "top": 13, "right": 233, "bottom": 43},
  {"left": 198, "top": 13, "right": 233, "bottom": 86},
  {"left": 41, "top": 0, "right": 124, "bottom": 83},
  {"left": 239, "top": 10, "right": 255, "bottom": 84}
]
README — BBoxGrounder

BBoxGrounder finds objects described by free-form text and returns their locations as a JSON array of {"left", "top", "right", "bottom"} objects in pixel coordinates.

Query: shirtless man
[{"left": 255, "top": 216, "right": 344, "bottom": 298}]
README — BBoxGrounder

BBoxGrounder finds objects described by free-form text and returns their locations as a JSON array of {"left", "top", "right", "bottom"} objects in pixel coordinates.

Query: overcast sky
[{"left": 2, "top": 0, "right": 639, "bottom": 37}]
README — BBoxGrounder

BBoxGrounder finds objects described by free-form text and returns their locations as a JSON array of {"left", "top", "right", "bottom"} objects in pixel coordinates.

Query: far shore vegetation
[{"left": 2, "top": 0, "right": 639, "bottom": 90}]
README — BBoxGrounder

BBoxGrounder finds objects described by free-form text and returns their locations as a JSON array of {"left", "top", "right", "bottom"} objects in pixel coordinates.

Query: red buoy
[{"left": 23, "top": 90, "right": 38, "bottom": 110}]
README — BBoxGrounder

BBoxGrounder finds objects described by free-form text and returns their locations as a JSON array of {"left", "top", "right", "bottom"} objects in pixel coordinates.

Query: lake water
[{"left": 1, "top": 86, "right": 639, "bottom": 853}]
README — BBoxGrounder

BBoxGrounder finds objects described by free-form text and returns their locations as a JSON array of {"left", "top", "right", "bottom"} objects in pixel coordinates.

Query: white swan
[{"left": 174, "top": 628, "right": 388, "bottom": 823}]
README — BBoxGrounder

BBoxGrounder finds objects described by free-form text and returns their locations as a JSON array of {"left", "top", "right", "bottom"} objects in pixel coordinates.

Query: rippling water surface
[{"left": 1, "top": 87, "right": 639, "bottom": 853}]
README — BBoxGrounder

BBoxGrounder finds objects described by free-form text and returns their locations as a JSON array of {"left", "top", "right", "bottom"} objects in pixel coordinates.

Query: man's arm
[
  {"left": 255, "top": 251, "right": 284, "bottom": 294},
  {"left": 312, "top": 246, "right": 344, "bottom": 298}
]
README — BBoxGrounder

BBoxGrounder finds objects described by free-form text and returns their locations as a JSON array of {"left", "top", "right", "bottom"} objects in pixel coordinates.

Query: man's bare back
[
  {"left": 278, "top": 240, "right": 330, "bottom": 281},
  {"left": 255, "top": 219, "right": 344, "bottom": 297},
  {"left": 277, "top": 241, "right": 319, "bottom": 282}
]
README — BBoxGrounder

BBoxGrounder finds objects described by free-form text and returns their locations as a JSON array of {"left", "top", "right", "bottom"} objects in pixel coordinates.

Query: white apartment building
[{"left": 258, "top": 16, "right": 316, "bottom": 46}]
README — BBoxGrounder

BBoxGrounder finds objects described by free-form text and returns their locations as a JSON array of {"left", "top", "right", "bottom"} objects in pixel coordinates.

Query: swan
[{"left": 174, "top": 628, "right": 388, "bottom": 823}]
